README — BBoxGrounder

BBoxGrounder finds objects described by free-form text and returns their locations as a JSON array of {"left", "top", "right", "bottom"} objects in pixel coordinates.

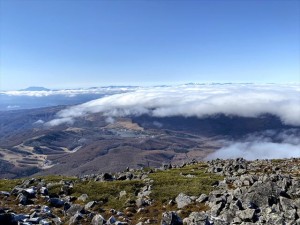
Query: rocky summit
[{"left": 1, "top": 158, "right": 300, "bottom": 225}]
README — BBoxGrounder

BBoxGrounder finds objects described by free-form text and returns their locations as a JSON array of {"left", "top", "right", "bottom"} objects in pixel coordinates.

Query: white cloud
[
  {"left": 206, "top": 129, "right": 300, "bottom": 160},
  {"left": 206, "top": 141, "right": 300, "bottom": 160},
  {"left": 45, "top": 117, "right": 74, "bottom": 127},
  {"left": 33, "top": 119, "right": 45, "bottom": 124},
  {"left": 105, "top": 116, "right": 115, "bottom": 124},
  {"left": 6, "top": 105, "right": 20, "bottom": 109},
  {"left": 0, "top": 86, "right": 138, "bottom": 97},
  {"left": 47, "top": 83, "right": 300, "bottom": 127}
]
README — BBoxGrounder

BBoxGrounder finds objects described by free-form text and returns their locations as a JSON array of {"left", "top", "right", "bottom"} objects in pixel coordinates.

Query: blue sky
[{"left": 0, "top": 0, "right": 299, "bottom": 90}]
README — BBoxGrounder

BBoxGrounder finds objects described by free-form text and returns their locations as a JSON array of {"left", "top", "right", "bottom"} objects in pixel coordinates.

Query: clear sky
[{"left": 0, "top": 0, "right": 299, "bottom": 90}]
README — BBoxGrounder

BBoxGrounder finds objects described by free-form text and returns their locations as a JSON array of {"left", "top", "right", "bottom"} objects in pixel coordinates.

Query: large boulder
[{"left": 242, "top": 181, "right": 281, "bottom": 208}]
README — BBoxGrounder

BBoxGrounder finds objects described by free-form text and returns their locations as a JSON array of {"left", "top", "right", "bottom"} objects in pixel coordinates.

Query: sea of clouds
[
  {"left": 0, "top": 86, "right": 138, "bottom": 110},
  {"left": 43, "top": 83, "right": 300, "bottom": 160},
  {"left": 46, "top": 83, "right": 300, "bottom": 127},
  {"left": 1, "top": 86, "right": 138, "bottom": 97}
]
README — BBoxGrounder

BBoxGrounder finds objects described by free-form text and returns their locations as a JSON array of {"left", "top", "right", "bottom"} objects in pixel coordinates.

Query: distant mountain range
[{"left": 20, "top": 86, "right": 50, "bottom": 91}]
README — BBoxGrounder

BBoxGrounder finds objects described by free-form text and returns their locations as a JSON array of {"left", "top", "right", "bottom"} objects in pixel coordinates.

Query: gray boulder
[
  {"left": 78, "top": 194, "right": 88, "bottom": 202},
  {"left": 279, "top": 196, "right": 295, "bottom": 211},
  {"left": 107, "top": 216, "right": 116, "bottom": 224},
  {"left": 161, "top": 212, "right": 183, "bottom": 225},
  {"left": 0, "top": 191, "right": 10, "bottom": 197},
  {"left": 242, "top": 181, "right": 281, "bottom": 208},
  {"left": 85, "top": 201, "right": 97, "bottom": 210},
  {"left": 196, "top": 194, "right": 208, "bottom": 203},
  {"left": 236, "top": 208, "right": 255, "bottom": 222},
  {"left": 17, "top": 193, "right": 28, "bottom": 205},
  {"left": 69, "top": 212, "right": 82, "bottom": 225},
  {"left": 91, "top": 214, "right": 106, "bottom": 225},
  {"left": 49, "top": 198, "right": 65, "bottom": 207},
  {"left": 210, "top": 202, "right": 225, "bottom": 216},
  {"left": 22, "top": 187, "right": 36, "bottom": 198},
  {"left": 175, "top": 193, "right": 192, "bottom": 209},
  {"left": 66, "top": 204, "right": 84, "bottom": 216},
  {"left": 184, "top": 212, "right": 209, "bottom": 225}
]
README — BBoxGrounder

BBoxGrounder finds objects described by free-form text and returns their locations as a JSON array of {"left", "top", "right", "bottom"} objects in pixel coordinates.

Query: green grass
[
  {"left": 0, "top": 163, "right": 225, "bottom": 225},
  {"left": 0, "top": 179, "right": 23, "bottom": 192},
  {"left": 71, "top": 180, "right": 144, "bottom": 210},
  {"left": 149, "top": 163, "right": 223, "bottom": 203},
  {"left": 36, "top": 175, "right": 77, "bottom": 196},
  {"left": 130, "top": 164, "right": 222, "bottom": 224},
  {"left": 43, "top": 179, "right": 145, "bottom": 210},
  {"left": 38, "top": 175, "right": 77, "bottom": 183}
]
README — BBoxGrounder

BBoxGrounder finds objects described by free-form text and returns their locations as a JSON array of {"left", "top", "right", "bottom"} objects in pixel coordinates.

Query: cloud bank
[
  {"left": 1, "top": 86, "right": 138, "bottom": 97},
  {"left": 208, "top": 142, "right": 300, "bottom": 160},
  {"left": 46, "top": 84, "right": 300, "bottom": 127},
  {"left": 207, "top": 129, "right": 300, "bottom": 160}
]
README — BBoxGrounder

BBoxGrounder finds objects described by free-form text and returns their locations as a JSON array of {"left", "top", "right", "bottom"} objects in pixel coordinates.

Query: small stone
[
  {"left": 49, "top": 198, "right": 65, "bottom": 207},
  {"left": 85, "top": 201, "right": 97, "bottom": 210},
  {"left": 66, "top": 204, "right": 84, "bottom": 216},
  {"left": 196, "top": 194, "right": 208, "bottom": 203},
  {"left": 161, "top": 211, "right": 183, "bottom": 225},
  {"left": 107, "top": 216, "right": 116, "bottom": 224},
  {"left": 119, "top": 190, "right": 127, "bottom": 198},
  {"left": 91, "top": 214, "right": 106, "bottom": 225},
  {"left": 69, "top": 212, "right": 82, "bottom": 225},
  {"left": 78, "top": 193, "right": 88, "bottom": 202},
  {"left": 237, "top": 208, "right": 255, "bottom": 222}
]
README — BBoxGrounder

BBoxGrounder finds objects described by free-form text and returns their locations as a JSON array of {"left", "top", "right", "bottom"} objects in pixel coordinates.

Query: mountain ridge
[{"left": 20, "top": 87, "right": 50, "bottom": 91}]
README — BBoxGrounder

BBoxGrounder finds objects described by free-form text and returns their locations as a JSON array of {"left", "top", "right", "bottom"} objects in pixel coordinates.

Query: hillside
[
  {"left": 1, "top": 158, "right": 300, "bottom": 224},
  {"left": 1, "top": 106, "right": 298, "bottom": 179}
]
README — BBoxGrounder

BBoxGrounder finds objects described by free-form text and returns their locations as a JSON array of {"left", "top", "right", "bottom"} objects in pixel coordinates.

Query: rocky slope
[{"left": 1, "top": 158, "right": 300, "bottom": 225}]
